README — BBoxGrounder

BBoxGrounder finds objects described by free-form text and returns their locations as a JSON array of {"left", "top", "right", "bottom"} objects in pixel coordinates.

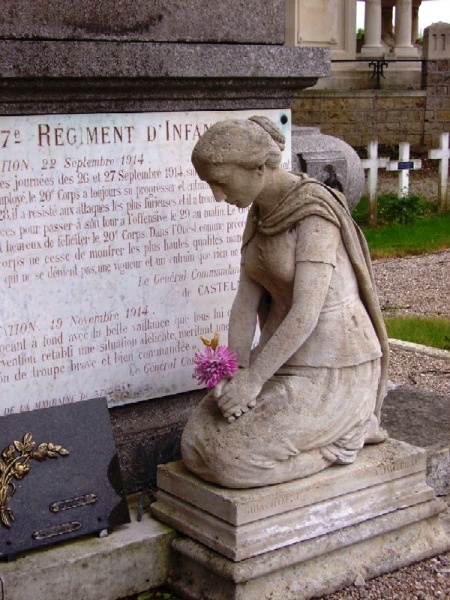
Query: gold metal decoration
[
  {"left": 0, "top": 432, "right": 69, "bottom": 528},
  {"left": 32, "top": 521, "right": 81, "bottom": 540},
  {"left": 50, "top": 493, "right": 97, "bottom": 513}
]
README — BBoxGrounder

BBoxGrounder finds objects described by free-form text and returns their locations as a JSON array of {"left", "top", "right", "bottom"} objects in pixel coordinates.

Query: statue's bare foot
[{"left": 364, "top": 415, "right": 388, "bottom": 444}]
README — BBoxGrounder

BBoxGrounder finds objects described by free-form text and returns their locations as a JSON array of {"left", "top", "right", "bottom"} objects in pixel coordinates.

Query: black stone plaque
[{"left": 0, "top": 398, "right": 130, "bottom": 559}]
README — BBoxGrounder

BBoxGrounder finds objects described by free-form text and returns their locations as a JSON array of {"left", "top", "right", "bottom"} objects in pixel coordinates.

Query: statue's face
[{"left": 193, "top": 161, "right": 264, "bottom": 209}]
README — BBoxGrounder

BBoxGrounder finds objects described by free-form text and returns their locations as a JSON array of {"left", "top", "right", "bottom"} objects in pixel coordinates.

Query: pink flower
[{"left": 194, "top": 344, "right": 239, "bottom": 389}]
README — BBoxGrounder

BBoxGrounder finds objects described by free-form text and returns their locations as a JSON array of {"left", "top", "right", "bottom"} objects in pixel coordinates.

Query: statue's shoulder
[{"left": 294, "top": 174, "right": 349, "bottom": 212}]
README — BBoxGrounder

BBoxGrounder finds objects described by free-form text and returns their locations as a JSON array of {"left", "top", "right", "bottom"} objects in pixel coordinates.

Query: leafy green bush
[
  {"left": 352, "top": 193, "right": 437, "bottom": 226},
  {"left": 378, "top": 192, "right": 437, "bottom": 224}
]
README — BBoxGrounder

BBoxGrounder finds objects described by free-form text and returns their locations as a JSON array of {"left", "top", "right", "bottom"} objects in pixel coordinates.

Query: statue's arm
[
  {"left": 249, "top": 257, "right": 334, "bottom": 380},
  {"left": 228, "top": 266, "right": 264, "bottom": 368},
  {"left": 217, "top": 216, "right": 340, "bottom": 421}
]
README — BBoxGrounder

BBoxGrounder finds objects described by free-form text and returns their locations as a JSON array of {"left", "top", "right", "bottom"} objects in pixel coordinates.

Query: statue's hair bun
[{"left": 249, "top": 116, "right": 285, "bottom": 151}]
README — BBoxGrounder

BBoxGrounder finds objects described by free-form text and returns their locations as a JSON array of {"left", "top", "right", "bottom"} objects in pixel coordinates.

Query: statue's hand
[{"left": 213, "top": 370, "right": 262, "bottom": 422}]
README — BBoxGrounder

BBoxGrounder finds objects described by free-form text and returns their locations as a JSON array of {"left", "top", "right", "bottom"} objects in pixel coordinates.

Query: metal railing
[{"left": 332, "top": 58, "right": 424, "bottom": 89}]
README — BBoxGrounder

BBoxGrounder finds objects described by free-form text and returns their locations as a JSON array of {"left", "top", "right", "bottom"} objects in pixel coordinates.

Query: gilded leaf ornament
[{"left": 0, "top": 432, "right": 69, "bottom": 528}]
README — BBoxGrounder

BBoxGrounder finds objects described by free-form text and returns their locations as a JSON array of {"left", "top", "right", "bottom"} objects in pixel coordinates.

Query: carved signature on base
[{"left": 0, "top": 432, "right": 69, "bottom": 528}]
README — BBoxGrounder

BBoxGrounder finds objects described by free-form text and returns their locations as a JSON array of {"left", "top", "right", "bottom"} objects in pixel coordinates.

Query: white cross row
[
  {"left": 360, "top": 135, "right": 450, "bottom": 222},
  {"left": 428, "top": 132, "right": 450, "bottom": 212}
]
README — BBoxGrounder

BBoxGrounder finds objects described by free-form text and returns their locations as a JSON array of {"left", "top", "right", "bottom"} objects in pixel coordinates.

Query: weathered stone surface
[
  {"left": 181, "top": 116, "right": 388, "bottom": 488},
  {"left": 382, "top": 385, "right": 450, "bottom": 452},
  {"left": 423, "top": 22, "right": 450, "bottom": 60},
  {"left": 153, "top": 440, "right": 438, "bottom": 561},
  {"left": 169, "top": 510, "right": 449, "bottom": 600},
  {"left": 171, "top": 500, "right": 447, "bottom": 584},
  {"left": 0, "top": 42, "right": 328, "bottom": 113},
  {"left": 156, "top": 439, "right": 426, "bottom": 526},
  {"left": 110, "top": 392, "right": 203, "bottom": 493},
  {"left": 0, "top": 42, "right": 329, "bottom": 79},
  {"left": 0, "top": 508, "right": 176, "bottom": 600},
  {"left": 0, "top": 79, "right": 317, "bottom": 115},
  {"left": 153, "top": 474, "right": 434, "bottom": 560},
  {"left": 0, "top": 0, "right": 285, "bottom": 44},
  {"left": 291, "top": 125, "right": 365, "bottom": 210},
  {"left": 382, "top": 384, "right": 450, "bottom": 495}
]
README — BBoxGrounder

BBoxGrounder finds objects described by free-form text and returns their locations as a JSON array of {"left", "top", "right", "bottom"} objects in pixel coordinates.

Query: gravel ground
[
  {"left": 320, "top": 552, "right": 450, "bottom": 599},
  {"left": 374, "top": 249, "right": 450, "bottom": 397}
]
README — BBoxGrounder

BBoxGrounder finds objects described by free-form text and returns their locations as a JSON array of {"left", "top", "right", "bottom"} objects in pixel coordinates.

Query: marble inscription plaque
[{"left": 0, "top": 110, "right": 291, "bottom": 414}]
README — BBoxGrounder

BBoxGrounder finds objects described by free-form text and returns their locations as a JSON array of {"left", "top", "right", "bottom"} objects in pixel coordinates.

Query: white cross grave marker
[
  {"left": 387, "top": 142, "right": 422, "bottom": 198},
  {"left": 361, "top": 141, "right": 388, "bottom": 226},
  {"left": 428, "top": 132, "right": 449, "bottom": 212}
]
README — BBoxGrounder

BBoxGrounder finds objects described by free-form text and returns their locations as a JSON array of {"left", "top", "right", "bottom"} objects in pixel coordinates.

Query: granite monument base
[{"left": 152, "top": 439, "right": 449, "bottom": 600}]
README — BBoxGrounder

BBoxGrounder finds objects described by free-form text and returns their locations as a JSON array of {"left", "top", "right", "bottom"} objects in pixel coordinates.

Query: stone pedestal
[{"left": 152, "top": 439, "right": 449, "bottom": 600}]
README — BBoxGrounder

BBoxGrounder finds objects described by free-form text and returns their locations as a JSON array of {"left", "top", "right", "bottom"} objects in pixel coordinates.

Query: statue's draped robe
[{"left": 181, "top": 176, "right": 389, "bottom": 488}]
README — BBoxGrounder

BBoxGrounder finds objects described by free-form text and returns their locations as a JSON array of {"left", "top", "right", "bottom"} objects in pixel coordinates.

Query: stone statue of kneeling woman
[{"left": 181, "top": 116, "right": 389, "bottom": 488}]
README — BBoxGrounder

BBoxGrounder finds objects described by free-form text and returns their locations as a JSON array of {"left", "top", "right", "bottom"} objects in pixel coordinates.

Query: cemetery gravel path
[{"left": 374, "top": 248, "right": 450, "bottom": 397}]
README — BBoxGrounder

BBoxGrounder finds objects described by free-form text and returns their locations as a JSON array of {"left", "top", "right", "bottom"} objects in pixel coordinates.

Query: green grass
[
  {"left": 362, "top": 213, "right": 450, "bottom": 259},
  {"left": 352, "top": 195, "right": 450, "bottom": 259},
  {"left": 384, "top": 316, "right": 450, "bottom": 351}
]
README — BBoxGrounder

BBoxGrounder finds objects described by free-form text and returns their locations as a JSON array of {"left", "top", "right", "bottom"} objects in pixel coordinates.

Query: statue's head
[
  {"left": 191, "top": 116, "right": 285, "bottom": 172},
  {"left": 191, "top": 116, "right": 286, "bottom": 208}
]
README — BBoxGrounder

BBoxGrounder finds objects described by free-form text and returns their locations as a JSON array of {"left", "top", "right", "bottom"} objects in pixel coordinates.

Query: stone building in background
[
  {"left": 286, "top": 0, "right": 437, "bottom": 88},
  {"left": 288, "top": 0, "right": 450, "bottom": 149}
]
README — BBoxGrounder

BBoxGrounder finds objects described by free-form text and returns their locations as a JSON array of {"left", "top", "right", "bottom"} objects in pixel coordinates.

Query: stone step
[
  {"left": 169, "top": 503, "right": 449, "bottom": 600},
  {"left": 153, "top": 440, "right": 440, "bottom": 562},
  {"left": 156, "top": 438, "right": 426, "bottom": 526},
  {"left": 0, "top": 503, "right": 176, "bottom": 600},
  {"left": 153, "top": 437, "right": 450, "bottom": 598},
  {"left": 153, "top": 472, "right": 436, "bottom": 561}
]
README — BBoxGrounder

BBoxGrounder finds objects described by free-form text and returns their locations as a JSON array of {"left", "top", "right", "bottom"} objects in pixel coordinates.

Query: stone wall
[
  {"left": 422, "top": 59, "right": 450, "bottom": 148},
  {"left": 292, "top": 89, "right": 427, "bottom": 149},
  {"left": 293, "top": 59, "right": 450, "bottom": 151},
  {"left": 292, "top": 22, "right": 450, "bottom": 151}
]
